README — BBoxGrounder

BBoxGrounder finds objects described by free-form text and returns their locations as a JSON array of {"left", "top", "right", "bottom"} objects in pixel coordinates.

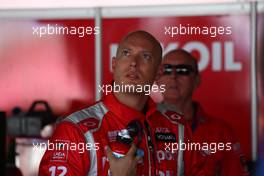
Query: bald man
[
  {"left": 39, "top": 31, "right": 197, "bottom": 176},
  {"left": 156, "top": 49, "right": 249, "bottom": 176}
]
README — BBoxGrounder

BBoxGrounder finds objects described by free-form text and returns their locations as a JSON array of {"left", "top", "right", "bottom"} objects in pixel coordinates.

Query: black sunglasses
[{"left": 162, "top": 64, "right": 197, "bottom": 76}]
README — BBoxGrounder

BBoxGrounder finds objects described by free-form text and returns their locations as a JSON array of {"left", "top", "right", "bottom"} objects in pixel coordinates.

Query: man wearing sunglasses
[{"left": 156, "top": 49, "right": 249, "bottom": 176}]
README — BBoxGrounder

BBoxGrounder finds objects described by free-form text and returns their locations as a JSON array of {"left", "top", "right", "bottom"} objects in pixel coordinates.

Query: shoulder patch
[
  {"left": 157, "top": 103, "right": 186, "bottom": 124},
  {"left": 63, "top": 101, "right": 109, "bottom": 132},
  {"left": 164, "top": 111, "right": 182, "bottom": 121},
  {"left": 77, "top": 117, "right": 100, "bottom": 132}
]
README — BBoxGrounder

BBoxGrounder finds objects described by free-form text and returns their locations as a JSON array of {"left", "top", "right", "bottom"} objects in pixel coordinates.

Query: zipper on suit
[{"left": 144, "top": 120, "right": 156, "bottom": 176}]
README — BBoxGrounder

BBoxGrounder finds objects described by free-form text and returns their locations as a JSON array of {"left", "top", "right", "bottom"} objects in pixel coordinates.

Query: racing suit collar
[
  {"left": 102, "top": 92, "right": 157, "bottom": 125},
  {"left": 193, "top": 102, "right": 207, "bottom": 123},
  {"left": 190, "top": 102, "right": 207, "bottom": 131}
]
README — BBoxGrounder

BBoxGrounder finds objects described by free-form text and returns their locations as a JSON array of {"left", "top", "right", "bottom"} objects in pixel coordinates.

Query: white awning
[{"left": 0, "top": 0, "right": 248, "bottom": 10}]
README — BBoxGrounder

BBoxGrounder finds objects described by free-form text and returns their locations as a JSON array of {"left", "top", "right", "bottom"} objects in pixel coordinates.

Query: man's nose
[
  {"left": 129, "top": 55, "right": 139, "bottom": 67},
  {"left": 169, "top": 69, "right": 177, "bottom": 79}
]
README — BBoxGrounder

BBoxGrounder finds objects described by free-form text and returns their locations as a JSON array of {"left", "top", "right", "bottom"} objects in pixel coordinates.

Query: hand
[{"left": 105, "top": 144, "right": 142, "bottom": 176}]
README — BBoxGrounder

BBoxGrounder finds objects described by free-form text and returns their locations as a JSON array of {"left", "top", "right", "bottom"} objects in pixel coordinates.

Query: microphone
[
  {"left": 116, "top": 120, "right": 143, "bottom": 146},
  {"left": 112, "top": 120, "right": 144, "bottom": 158}
]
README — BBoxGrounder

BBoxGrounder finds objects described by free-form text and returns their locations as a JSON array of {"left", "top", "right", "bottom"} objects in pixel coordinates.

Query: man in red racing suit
[
  {"left": 39, "top": 92, "right": 203, "bottom": 175},
  {"left": 39, "top": 31, "right": 203, "bottom": 176},
  {"left": 189, "top": 103, "right": 249, "bottom": 176},
  {"left": 156, "top": 48, "right": 249, "bottom": 176}
]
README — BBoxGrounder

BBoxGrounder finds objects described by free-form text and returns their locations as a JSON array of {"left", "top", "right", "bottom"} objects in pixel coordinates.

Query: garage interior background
[{"left": 0, "top": 0, "right": 263, "bottom": 175}]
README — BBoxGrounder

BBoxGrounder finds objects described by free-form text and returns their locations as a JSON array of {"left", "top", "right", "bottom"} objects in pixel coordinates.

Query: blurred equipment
[
  {"left": 7, "top": 101, "right": 55, "bottom": 137},
  {"left": 0, "top": 111, "right": 6, "bottom": 175}
]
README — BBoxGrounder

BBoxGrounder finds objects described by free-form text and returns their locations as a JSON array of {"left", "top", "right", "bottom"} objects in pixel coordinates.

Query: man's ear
[{"left": 112, "top": 57, "right": 116, "bottom": 71}]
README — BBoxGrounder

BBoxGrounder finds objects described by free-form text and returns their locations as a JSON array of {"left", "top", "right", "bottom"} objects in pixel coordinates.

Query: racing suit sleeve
[
  {"left": 220, "top": 127, "right": 249, "bottom": 176},
  {"left": 38, "top": 121, "right": 90, "bottom": 176}
]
